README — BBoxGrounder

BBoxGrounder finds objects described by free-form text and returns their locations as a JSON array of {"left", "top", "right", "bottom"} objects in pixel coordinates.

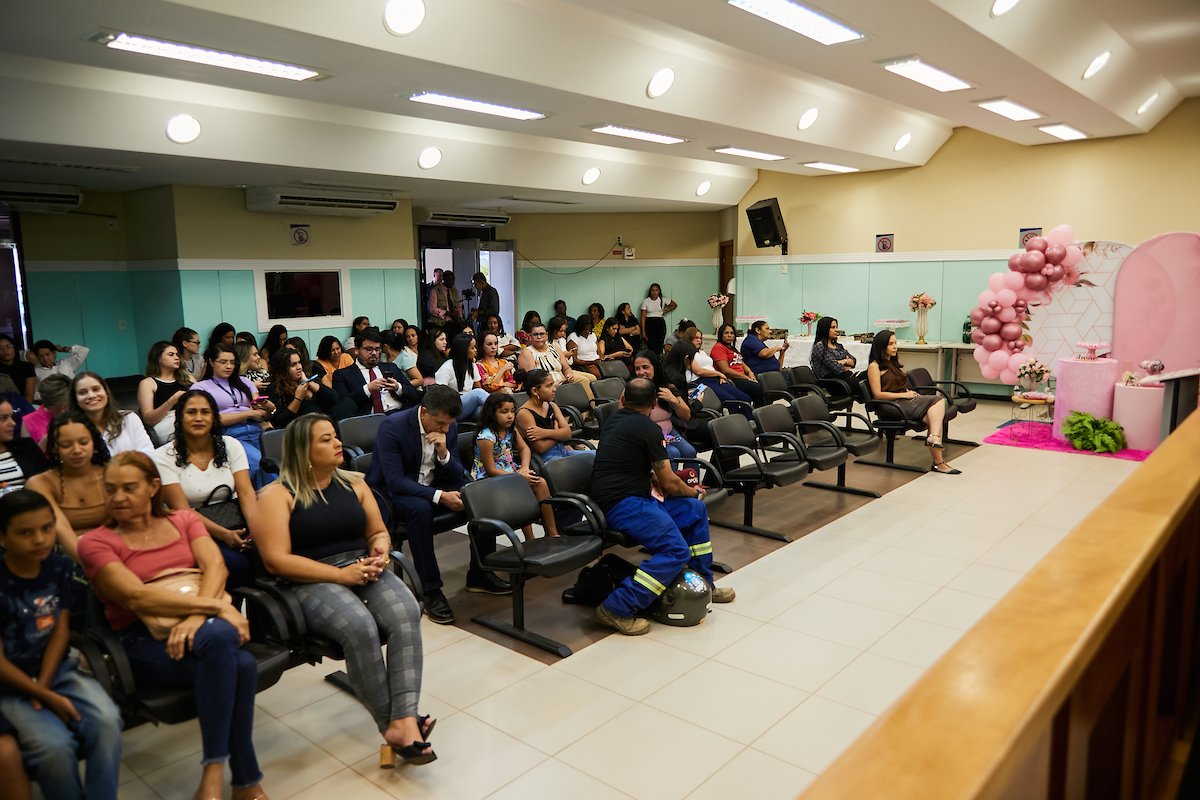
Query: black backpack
[{"left": 562, "top": 554, "right": 637, "bottom": 606}]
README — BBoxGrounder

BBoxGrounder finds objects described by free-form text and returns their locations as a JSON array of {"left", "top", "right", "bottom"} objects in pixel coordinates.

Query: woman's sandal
[
  {"left": 379, "top": 740, "right": 437, "bottom": 768},
  {"left": 931, "top": 463, "right": 961, "bottom": 475},
  {"left": 925, "top": 436, "right": 945, "bottom": 449},
  {"left": 420, "top": 715, "right": 437, "bottom": 740}
]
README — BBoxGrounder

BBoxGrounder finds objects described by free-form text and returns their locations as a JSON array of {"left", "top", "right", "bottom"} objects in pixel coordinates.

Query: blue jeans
[
  {"left": 698, "top": 378, "right": 753, "bottom": 418},
  {"left": 226, "top": 422, "right": 276, "bottom": 488},
  {"left": 601, "top": 496, "right": 713, "bottom": 618},
  {"left": 0, "top": 659, "right": 122, "bottom": 800},
  {"left": 457, "top": 388, "right": 490, "bottom": 422},
  {"left": 120, "top": 618, "right": 262, "bottom": 788},
  {"left": 665, "top": 431, "right": 697, "bottom": 463},
  {"left": 538, "top": 442, "right": 583, "bottom": 463}
]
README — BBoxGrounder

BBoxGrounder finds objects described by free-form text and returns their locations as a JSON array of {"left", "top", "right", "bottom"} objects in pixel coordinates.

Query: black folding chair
[
  {"left": 338, "top": 413, "right": 387, "bottom": 457},
  {"left": 908, "top": 367, "right": 978, "bottom": 448},
  {"left": 706, "top": 414, "right": 809, "bottom": 541},
  {"left": 597, "top": 361, "right": 630, "bottom": 381}
]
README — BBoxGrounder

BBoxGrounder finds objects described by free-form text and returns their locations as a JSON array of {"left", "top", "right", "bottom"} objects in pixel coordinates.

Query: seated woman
[
  {"left": 597, "top": 317, "right": 635, "bottom": 371},
  {"left": 633, "top": 351, "right": 697, "bottom": 463},
  {"left": 519, "top": 320, "right": 596, "bottom": 397},
  {"left": 674, "top": 328, "right": 754, "bottom": 415},
  {"left": 0, "top": 398, "right": 48, "bottom": 496},
  {"left": 70, "top": 372, "right": 155, "bottom": 457},
  {"left": 153, "top": 390, "right": 259, "bottom": 589},
  {"left": 740, "top": 319, "right": 788, "bottom": 375},
  {"left": 416, "top": 328, "right": 448, "bottom": 383},
  {"left": 481, "top": 315, "right": 520, "bottom": 359},
  {"left": 191, "top": 345, "right": 273, "bottom": 487},
  {"left": 515, "top": 310, "right": 542, "bottom": 346},
  {"left": 585, "top": 303, "right": 606, "bottom": 338},
  {"left": 27, "top": 413, "right": 110, "bottom": 560},
  {"left": 434, "top": 334, "right": 490, "bottom": 421},
  {"left": 476, "top": 332, "right": 516, "bottom": 394},
  {"left": 22, "top": 374, "right": 71, "bottom": 448},
  {"left": 390, "top": 319, "right": 408, "bottom": 336},
  {"left": 78, "top": 452, "right": 267, "bottom": 800},
  {"left": 259, "top": 324, "right": 289, "bottom": 366},
  {"left": 615, "top": 302, "right": 643, "bottom": 353},
  {"left": 379, "top": 331, "right": 403, "bottom": 365},
  {"left": 138, "top": 341, "right": 192, "bottom": 444},
  {"left": 516, "top": 369, "right": 584, "bottom": 463},
  {"left": 286, "top": 338, "right": 320, "bottom": 382},
  {"left": 711, "top": 324, "right": 766, "bottom": 406},
  {"left": 473, "top": 393, "right": 558, "bottom": 540},
  {"left": 866, "top": 329, "right": 960, "bottom": 475},
  {"left": 393, "top": 326, "right": 424, "bottom": 387},
  {"left": 315, "top": 336, "right": 354, "bottom": 389},
  {"left": 344, "top": 316, "right": 371, "bottom": 359},
  {"left": 236, "top": 342, "right": 271, "bottom": 394},
  {"left": 174, "top": 327, "right": 205, "bottom": 382},
  {"left": 809, "top": 316, "right": 859, "bottom": 393},
  {"left": 254, "top": 413, "right": 436, "bottom": 768},
  {"left": 266, "top": 348, "right": 341, "bottom": 428},
  {"left": 567, "top": 315, "right": 603, "bottom": 378},
  {"left": 207, "top": 322, "right": 236, "bottom": 351}
]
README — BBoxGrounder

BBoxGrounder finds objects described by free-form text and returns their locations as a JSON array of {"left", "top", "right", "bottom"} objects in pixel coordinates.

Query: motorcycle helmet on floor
[{"left": 648, "top": 569, "right": 712, "bottom": 626}]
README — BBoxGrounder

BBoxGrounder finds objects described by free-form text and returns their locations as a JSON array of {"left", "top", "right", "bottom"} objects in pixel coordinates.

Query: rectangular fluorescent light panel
[
  {"left": 977, "top": 98, "right": 1041, "bottom": 121},
  {"left": 98, "top": 32, "right": 320, "bottom": 81},
  {"left": 804, "top": 162, "right": 859, "bottom": 173},
  {"left": 727, "top": 0, "right": 863, "bottom": 45},
  {"left": 881, "top": 57, "right": 971, "bottom": 92},
  {"left": 714, "top": 147, "right": 787, "bottom": 161},
  {"left": 1038, "top": 124, "right": 1087, "bottom": 141},
  {"left": 409, "top": 92, "right": 545, "bottom": 121},
  {"left": 592, "top": 125, "right": 686, "bottom": 145}
]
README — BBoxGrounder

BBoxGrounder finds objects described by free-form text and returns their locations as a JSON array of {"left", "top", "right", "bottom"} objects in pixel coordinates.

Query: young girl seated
[{"left": 473, "top": 393, "right": 559, "bottom": 540}]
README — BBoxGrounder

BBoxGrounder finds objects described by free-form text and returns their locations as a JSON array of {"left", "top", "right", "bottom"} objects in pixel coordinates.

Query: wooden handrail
[{"left": 800, "top": 410, "right": 1200, "bottom": 799}]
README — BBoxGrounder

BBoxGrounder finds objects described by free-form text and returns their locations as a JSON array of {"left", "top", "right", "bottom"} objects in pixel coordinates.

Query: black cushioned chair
[
  {"left": 791, "top": 396, "right": 882, "bottom": 497},
  {"left": 706, "top": 414, "right": 809, "bottom": 541},
  {"left": 462, "top": 473, "right": 605, "bottom": 657},
  {"left": 757, "top": 370, "right": 802, "bottom": 404},
  {"left": 106, "top": 375, "right": 143, "bottom": 412},
  {"left": 907, "top": 367, "right": 978, "bottom": 447},
  {"left": 854, "top": 380, "right": 958, "bottom": 473},
  {"left": 754, "top": 403, "right": 878, "bottom": 498},
  {"left": 788, "top": 365, "right": 855, "bottom": 420},
  {"left": 597, "top": 361, "right": 630, "bottom": 381},
  {"left": 589, "top": 377, "right": 626, "bottom": 406},
  {"left": 260, "top": 428, "right": 285, "bottom": 473},
  {"left": 338, "top": 412, "right": 386, "bottom": 457},
  {"left": 553, "top": 381, "right": 591, "bottom": 437}
]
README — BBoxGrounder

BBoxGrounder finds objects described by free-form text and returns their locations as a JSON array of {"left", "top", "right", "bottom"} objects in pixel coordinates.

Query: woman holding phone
[{"left": 267, "top": 348, "right": 341, "bottom": 428}]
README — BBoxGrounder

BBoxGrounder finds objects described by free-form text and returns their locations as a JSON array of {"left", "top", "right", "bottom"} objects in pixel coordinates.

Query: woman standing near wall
[{"left": 639, "top": 283, "right": 677, "bottom": 354}]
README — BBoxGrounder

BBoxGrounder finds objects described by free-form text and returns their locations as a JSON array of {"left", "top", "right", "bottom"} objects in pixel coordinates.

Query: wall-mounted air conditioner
[
  {"left": 245, "top": 186, "right": 399, "bottom": 217},
  {"left": 0, "top": 182, "right": 83, "bottom": 213},
  {"left": 418, "top": 207, "right": 511, "bottom": 227}
]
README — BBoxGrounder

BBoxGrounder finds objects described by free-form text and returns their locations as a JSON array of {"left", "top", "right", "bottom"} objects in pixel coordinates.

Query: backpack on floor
[{"left": 562, "top": 554, "right": 637, "bottom": 606}]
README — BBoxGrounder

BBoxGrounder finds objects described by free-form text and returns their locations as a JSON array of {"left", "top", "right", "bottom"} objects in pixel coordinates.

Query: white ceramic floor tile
[
  {"left": 818, "top": 568, "right": 941, "bottom": 615},
  {"left": 858, "top": 546, "right": 970, "bottom": 586},
  {"left": 944, "top": 494, "right": 1033, "bottom": 523},
  {"left": 891, "top": 527, "right": 997, "bottom": 562},
  {"left": 733, "top": 551, "right": 851, "bottom": 595},
  {"left": 815, "top": 652, "right": 924, "bottom": 716},
  {"left": 686, "top": 748, "right": 816, "bottom": 800},
  {"left": 467, "top": 668, "right": 633, "bottom": 755},
  {"left": 923, "top": 510, "right": 1021, "bottom": 541},
  {"left": 487, "top": 759, "right": 633, "bottom": 799},
  {"left": 554, "top": 634, "right": 704, "bottom": 701},
  {"left": 770, "top": 593, "right": 903, "bottom": 649},
  {"left": 701, "top": 573, "right": 812, "bottom": 622},
  {"left": 913, "top": 587, "right": 1001, "bottom": 631},
  {"left": 976, "top": 537, "right": 1058, "bottom": 573},
  {"left": 644, "top": 660, "right": 808, "bottom": 745},
  {"left": 421, "top": 635, "right": 544, "bottom": 709},
  {"left": 713, "top": 624, "right": 859, "bottom": 692},
  {"left": 288, "top": 767, "right": 397, "bottom": 800},
  {"left": 111, "top": 776, "right": 160, "bottom": 800},
  {"left": 419, "top": 616, "right": 473, "bottom": 654},
  {"left": 120, "top": 717, "right": 203, "bottom": 777},
  {"left": 643, "top": 605, "right": 763, "bottom": 658},
  {"left": 944, "top": 564, "right": 1025, "bottom": 600},
  {"left": 868, "top": 617, "right": 963, "bottom": 669},
  {"left": 255, "top": 660, "right": 345, "bottom": 719},
  {"left": 782, "top": 534, "right": 885, "bottom": 569},
  {"left": 280, "top": 688, "right": 387, "bottom": 766},
  {"left": 752, "top": 695, "right": 876, "bottom": 774},
  {"left": 558, "top": 704, "right": 741, "bottom": 800}
]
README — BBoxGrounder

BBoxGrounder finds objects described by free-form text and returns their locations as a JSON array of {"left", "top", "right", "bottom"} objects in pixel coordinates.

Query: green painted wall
[{"left": 27, "top": 271, "right": 141, "bottom": 376}]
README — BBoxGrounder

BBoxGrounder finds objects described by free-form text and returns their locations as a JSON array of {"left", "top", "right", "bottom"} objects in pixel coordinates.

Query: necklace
[{"left": 59, "top": 468, "right": 104, "bottom": 506}]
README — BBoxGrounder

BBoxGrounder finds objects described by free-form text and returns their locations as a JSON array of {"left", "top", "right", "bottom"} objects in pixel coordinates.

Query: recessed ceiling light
[
  {"left": 696, "top": 181, "right": 712, "bottom": 197},
  {"left": 1082, "top": 51, "right": 1110, "bottom": 80},
  {"left": 977, "top": 98, "right": 1042, "bottom": 121},
  {"left": 1038, "top": 124, "right": 1087, "bottom": 141},
  {"left": 879, "top": 56, "right": 971, "bottom": 92},
  {"left": 894, "top": 133, "right": 912, "bottom": 152},
  {"left": 1137, "top": 92, "right": 1160, "bottom": 115},
  {"left": 727, "top": 0, "right": 863, "bottom": 46},
  {"left": 990, "top": 0, "right": 1021, "bottom": 17},
  {"left": 408, "top": 92, "right": 544, "bottom": 120},
  {"left": 592, "top": 125, "right": 686, "bottom": 145},
  {"left": 93, "top": 32, "right": 321, "bottom": 81},
  {"left": 581, "top": 167, "right": 601, "bottom": 186},
  {"left": 165, "top": 114, "right": 201, "bottom": 144},
  {"left": 804, "top": 161, "right": 859, "bottom": 173},
  {"left": 797, "top": 107, "right": 819, "bottom": 130},
  {"left": 646, "top": 68, "right": 675, "bottom": 98},
  {"left": 417, "top": 146, "right": 442, "bottom": 169},
  {"left": 714, "top": 147, "right": 786, "bottom": 161},
  {"left": 384, "top": 0, "right": 426, "bottom": 36}
]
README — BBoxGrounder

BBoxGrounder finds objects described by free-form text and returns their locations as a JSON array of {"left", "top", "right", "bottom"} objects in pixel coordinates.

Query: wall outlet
[{"left": 780, "top": 263, "right": 788, "bottom": 274}]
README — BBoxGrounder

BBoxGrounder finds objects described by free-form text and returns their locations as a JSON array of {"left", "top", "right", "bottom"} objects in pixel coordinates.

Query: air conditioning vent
[
  {"left": 245, "top": 186, "right": 398, "bottom": 217},
  {"left": 418, "top": 207, "right": 511, "bottom": 227},
  {"left": 0, "top": 182, "right": 83, "bottom": 213}
]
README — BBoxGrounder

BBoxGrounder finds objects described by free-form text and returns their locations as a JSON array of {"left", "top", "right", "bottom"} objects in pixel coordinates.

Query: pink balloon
[
  {"left": 1062, "top": 245, "right": 1082, "bottom": 267},
  {"left": 1010, "top": 339, "right": 1026, "bottom": 352},
  {"left": 1046, "top": 264, "right": 1064, "bottom": 282},
  {"left": 1019, "top": 251, "right": 1046, "bottom": 273},
  {"left": 978, "top": 290, "right": 997, "bottom": 307},
  {"left": 1000, "top": 368, "right": 1018, "bottom": 384},
  {"left": 1008, "top": 353, "right": 1025, "bottom": 370},
  {"left": 1007, "top": 254, "right": 1023, "bottom": 272},
  {"left": 988, "top": 349, "right": 1010, "bottom": 370},
  {"left": 988, "top": 272, "right": 1007, "bottom": 292},
  {"left": 969, "top": 307, "right": 985, "bottom": 326},
  {"left": 1003, "top": 271, "right": 1025, "bottom": 291},
  {"left": 1025, "top": 236, "right": 1048, "bottom": 253},
  {"left": 973, "top": 345, "right": 989, "bottom": 364},
  {"left": 1000, "top": 321, "right": 1022, "bottom": 341},
  {"left": 995, "top": 289, "right": 1017, "bottom": 307},
  {"left": 980, "top": 364, "right": 1000, "bottom": 380},
  {"left": 982, "top": 333, "right": 1002, "bottom": 352},
  {"left": 970, "top": 328, "right": 984, "bottom": 345},
  {"left": 1044, "top": 224, "right": 1075, "bottom": 249},
  {"left": 980, "top": 316, "right": 1001, "bottom": 335},
  {"left": 1044, "top": 244, "right": 1066, "bottom": 265},
  {"left": 1025, "top": 273, "right": 1048, "bottom": 292},
  {"left": 997, "top": 306, "right": 1018, "bottom": 323}
]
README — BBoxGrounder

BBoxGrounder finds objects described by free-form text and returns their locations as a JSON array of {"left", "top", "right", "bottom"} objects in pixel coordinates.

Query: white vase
[
  {"left": 711, "top": 307, "right": 724, "bottom": 332},
  {"left": 915, "top": 307, "right": 929, "bottom": 345}
]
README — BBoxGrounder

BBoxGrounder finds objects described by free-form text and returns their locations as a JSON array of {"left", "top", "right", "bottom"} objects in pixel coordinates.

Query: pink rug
[{"left": 983, "top": 422, "right": 1152, "bottom": 462}]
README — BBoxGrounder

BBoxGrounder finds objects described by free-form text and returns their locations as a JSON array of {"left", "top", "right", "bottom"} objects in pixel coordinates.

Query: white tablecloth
[{"left": 781, "top": 336, "right": 872, "bottom": 371}]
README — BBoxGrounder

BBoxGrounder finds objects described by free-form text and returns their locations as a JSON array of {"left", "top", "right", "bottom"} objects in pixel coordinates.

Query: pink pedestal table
[
  {"left": 1112, "top": 382, "right": 1165, "bottom": 451},
  {"left": 1052, "top": 357, "right": 1121, "bottom": 442}
]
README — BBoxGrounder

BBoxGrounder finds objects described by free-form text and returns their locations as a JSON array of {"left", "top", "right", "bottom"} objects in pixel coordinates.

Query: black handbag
[{"left": 195, "top": 485, "right": 246, "bottom": 531}]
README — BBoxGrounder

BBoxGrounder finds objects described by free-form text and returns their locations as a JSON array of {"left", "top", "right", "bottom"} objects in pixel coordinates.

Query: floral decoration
[
  {"left": 707, "top": 293, "right": 730, "bottom": 309},
  {"left": 799, "top": 310, "right": 821, "bottom": 324},
  {"left": 1016, "top": 358, "right": 1051, "bottom": 383},
  {"left": 909, "top": 292, "right": 936, "bottom": 312}
]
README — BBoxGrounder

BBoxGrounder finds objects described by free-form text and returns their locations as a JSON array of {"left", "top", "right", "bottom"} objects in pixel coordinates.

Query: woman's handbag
[
  {"left": 137, "top": 568, "right": 231, "bottom": 640},
  {"left": 194, "top": 485, "right": 245, "bottom": 531}
]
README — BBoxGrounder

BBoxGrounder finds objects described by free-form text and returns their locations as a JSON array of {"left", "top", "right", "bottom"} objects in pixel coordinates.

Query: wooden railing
[{"left": 801, "top": 411, "right": 1200, "bottom": 799}]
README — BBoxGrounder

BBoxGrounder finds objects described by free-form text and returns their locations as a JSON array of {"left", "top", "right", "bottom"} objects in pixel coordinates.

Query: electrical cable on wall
[{"left": 517, "top": 238, "right": 620, "bottom": 275}]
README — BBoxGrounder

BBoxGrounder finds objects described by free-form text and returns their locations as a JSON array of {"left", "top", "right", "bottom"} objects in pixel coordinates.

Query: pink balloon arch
[{"left": 970, "top": 223, "right": 1084, "bottom": 383}]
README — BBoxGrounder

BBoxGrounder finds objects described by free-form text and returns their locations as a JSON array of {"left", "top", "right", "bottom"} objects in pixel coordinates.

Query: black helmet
[{"left": 649, "top": 569, "right": 711, "bottom": 626}]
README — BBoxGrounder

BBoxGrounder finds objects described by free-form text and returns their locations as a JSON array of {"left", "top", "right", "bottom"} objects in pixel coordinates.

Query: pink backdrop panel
[{"left": 1111, "top": 232, "right": 1200, "bottom": 374}]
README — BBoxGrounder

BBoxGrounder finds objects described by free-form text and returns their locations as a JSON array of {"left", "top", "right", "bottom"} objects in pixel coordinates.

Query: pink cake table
[
  {"left": 1052, "top": 357, "right": 1121, "bottom": 442},
  {"left": 1112, "top": 382, "right": 1165, "bottom": 451}
]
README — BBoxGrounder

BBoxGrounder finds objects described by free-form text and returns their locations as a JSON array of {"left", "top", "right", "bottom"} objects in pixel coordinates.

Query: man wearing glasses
[{"left": 332, "top": 327, "right": 418, "bottom": 416}]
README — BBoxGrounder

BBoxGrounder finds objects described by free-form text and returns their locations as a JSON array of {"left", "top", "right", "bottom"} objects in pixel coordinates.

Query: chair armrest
[
  {"left": 788, "top": 381, "right": 830, "bottom": 399},
  {"left": 712, "top": 442, "right": 768, "bottom": 478},
  {"left": 70, "top": 631, "right": 114, "bottom": 698},
  {"left": 563, "top": 438, "right": 596, "bottom": 450},
  {"left": 865, "top": 399, "right": 914, "bottom": 427},
  {"left": 913, "top": 385, "right": 953, "bottom": 402},
  {"left": 561, "top": 405, "right": 585, "bottom": 432},
  {"left": 232, "top": 585, "right": 293, "bottom": 645},
  {"left": 763, "top": 389, "right": 795, "bottom": 404},
  {"left": 671, "top": 456, "right": 726, "bottom": 487},
  {"left": 588, "top": 397, "right": 617, "bottom": 409},
  {"left": 817, "top": 378, "right": 852, "bottom": 397},
  {"left": 830, "top": 410, "right": 877, "bottom": 433},
  {"left": 722, "top": 399, "right": 755, "bottom": 418},
  {"left": 389, "top": 550, "right": 425, "bottom": 603},
  {"left": 551, "top": 491, "right": 609, "bottom": 530},
  {"left": 85, "top": 626, "right": 136, "bottom": 699},
  {"left": 540, "top": 495, "right": 603, "bottom": 536},
  {"left": 754, "top": 430, "right": 810, "bottom": 460},
  {"left": 251, "top": 577, "right": 308, "bottom": 639},
  {"left": 793, "top": 418, "right": 847, "bottom": 446},
  {"left": 933, "top": 379, "right": 974, "bottom": 399},
  {"left": 468, "top": 518, "right": 525, "bottom": 561},
  {"left": 694, "top": 408, "right": 722, "bottom": 421}
]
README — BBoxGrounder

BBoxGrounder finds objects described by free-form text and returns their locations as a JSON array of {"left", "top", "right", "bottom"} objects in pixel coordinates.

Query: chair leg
[
  {"left": 708, "top": 486, "right": 791, "bottom": 542},
  {"left": 856, "top": 431, "right": 929, "bottom": 474},
  {"left": 324, "top": 670, "right": 356, "bottom": 695},
  {"left": 471, "top": 575, "right": 573, "bottom": 659},
  {"left": 711, "top": 561, "right": 732, "bottom": 574},
  {"left": 804, "top": 462, "right": 881, "bottom": 498}
]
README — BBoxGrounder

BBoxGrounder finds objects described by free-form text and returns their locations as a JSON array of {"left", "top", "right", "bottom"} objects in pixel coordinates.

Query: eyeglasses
[
  {"left": 360, "top": 345, "right": 382, "bottom": 353},
  {"left": 187, "top": 339, "right": 200, "bottom": 345},
  {"left": 214, "top": 359, "right": 237, "bottom": 366}
]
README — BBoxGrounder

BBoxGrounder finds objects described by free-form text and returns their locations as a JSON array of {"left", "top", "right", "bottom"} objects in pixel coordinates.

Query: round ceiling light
[
  {"left": 990, "top": 0, "right": 1021, "bottom": 17},
  {"left": 1083, "top": 51, "right": 1111, "bottom": 80},
  {"left": 165, "top": 114, "right": 201, "bottom": 144},
  {"left": 894, "top": 132, "right": 912, "bottom": 152},
  {"left": 646, "top": 68, "right": 675, "bottom": 99},
  {"left": 1137, "top": 92, "right": 1159, "bottom": 115},
  {"left": 417, "top": 146, "right": 442, "bottom": 169},
  {"left": 695, "top": 180, "right": 712, "bottom": 197},
  {"left": 384, "top": 0, "right": 426, "bottom": 36},
  {"left": 581, "top": 167, "right": 601, "bottom": 186},
  {"left": 797, "top": 107, "right": 819, "bottom": 131}
]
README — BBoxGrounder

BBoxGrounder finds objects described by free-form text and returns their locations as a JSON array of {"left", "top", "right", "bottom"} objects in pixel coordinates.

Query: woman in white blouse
[
  {"left": 70, "top": 372, "right": 155, "bottom": 456},
  {"left": 567, "top": 315, "right": 603, "bottom": 378},
  {"left": 434, "top": 333, "right": 490, "bottom": 421},
  {"left": 639, "top": 282, "right": 678, "bottom": 353}
]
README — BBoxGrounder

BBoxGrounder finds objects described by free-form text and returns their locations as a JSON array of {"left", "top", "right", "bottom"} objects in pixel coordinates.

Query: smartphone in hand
[{"left": 300, "top": 373, "right": 320, "bottom": 385}]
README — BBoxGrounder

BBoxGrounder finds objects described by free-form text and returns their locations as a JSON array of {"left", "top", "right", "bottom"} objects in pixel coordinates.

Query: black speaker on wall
[{"left": 745, "top": 197, "right": 788, "bottom": 253}]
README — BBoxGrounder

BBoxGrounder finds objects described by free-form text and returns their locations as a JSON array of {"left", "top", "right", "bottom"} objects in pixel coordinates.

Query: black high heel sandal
[{"left": 379, "top": 740, "right": 437, "bottom": 768}]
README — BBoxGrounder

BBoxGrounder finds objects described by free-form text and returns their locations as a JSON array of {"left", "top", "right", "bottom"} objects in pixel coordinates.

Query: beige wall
[
  {"left": 19, "top": 190, "right": 128, "bottom": 262},
  {"left": 496, "top": 211, "right": 721, "bottom": 261},
  {"left": 123, "top": 186, "right": 177, "bottom": 260},
  {"left": 738, "top": 96, "right": 1200, "bottom": 255},
  {"left": 171, "top": 186, "right": 416, "bottom": 260}
]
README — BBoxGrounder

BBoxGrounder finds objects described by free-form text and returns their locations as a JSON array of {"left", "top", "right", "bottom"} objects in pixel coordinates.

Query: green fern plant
[{"left": 1062, "top": 411, "right": 1126, "bottom": 454}]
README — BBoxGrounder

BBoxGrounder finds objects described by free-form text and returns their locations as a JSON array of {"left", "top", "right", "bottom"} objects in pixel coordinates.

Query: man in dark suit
[
  {"left": 332, "top": 327, "right": 417, "bottom": 416},
  {"left": 469, "top": 272, "right": 500, "bottom": 327},
  {"left": 366, "top": 385, "right": 510, "bottom": 624}
]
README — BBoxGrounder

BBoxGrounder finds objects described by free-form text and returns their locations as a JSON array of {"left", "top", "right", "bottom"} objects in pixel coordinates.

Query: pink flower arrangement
[
  {"left": 909, "top": 292, "right": 936, "bottom": 311},
  {"left": 799, "top": 310, "right": 821, "bottom": 324},
  {"left": 707, "top": 293, "right": 730, "bottom": 309}
]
